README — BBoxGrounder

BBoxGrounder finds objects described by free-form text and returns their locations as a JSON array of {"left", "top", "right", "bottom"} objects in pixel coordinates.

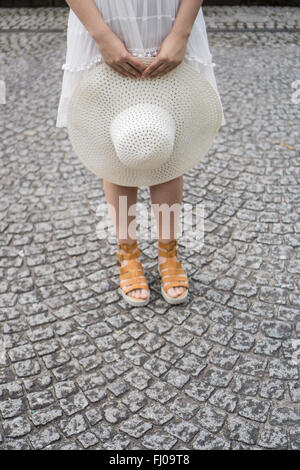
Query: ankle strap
[
  {"left": 117, "top": 240, "right": 138, "bottom": 252},
  {"left": 158, "top": 239, "right": 178, "bottom": 258},
  {"left": 116, "top": 241, "right": 140, "bottom": 265}
]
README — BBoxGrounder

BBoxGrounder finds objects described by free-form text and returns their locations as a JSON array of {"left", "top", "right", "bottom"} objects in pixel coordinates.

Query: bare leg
[
  {"left": 103, "top": 179, "right": 149, "bottom": 300},
  {"left": 149, "top": 176, "right": 187, "bottom": 298}
]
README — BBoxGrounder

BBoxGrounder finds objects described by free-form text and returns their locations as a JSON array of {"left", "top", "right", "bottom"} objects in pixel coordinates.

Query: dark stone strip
[{"left": 0, "top": 28, "right": 299, "bottom": 34}]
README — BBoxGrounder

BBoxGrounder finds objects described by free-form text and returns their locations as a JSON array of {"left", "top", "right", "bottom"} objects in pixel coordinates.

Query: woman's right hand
[{"left": 95, "top": 31, "right": 147, "bottom": 79}]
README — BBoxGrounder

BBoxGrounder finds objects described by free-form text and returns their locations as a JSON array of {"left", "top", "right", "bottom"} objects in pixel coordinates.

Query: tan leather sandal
[
  {"left": 116, "top": 240, "right": 150, "bottom": 307},
  {"left": 158, "top": 239, "right": 189, "bottom": 304}
]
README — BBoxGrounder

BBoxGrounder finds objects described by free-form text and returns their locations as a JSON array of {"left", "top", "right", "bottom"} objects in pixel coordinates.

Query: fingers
[
  {"left": 147, "top": 63, "right": 175, "bottom": 79},
  {"left": 110, "top": 62, "right": 138, "bottom": 79},
  {"left": 108, "top": 55, "right": 146, "bottom": 79},
  {"left": 141, "top": 58, "right": 161, "bottom": 78},
  {"left": 142, "top": 58, "right": 178, "bottom": 78},
  {"left": 108, "top": 55, "right": 178, "bottom": 80},
  {"left": 127, "top": 56, "right": 148, "bottom": 75},
  {"left": 119, "top": 62, "right": 142, "bottom": 78}
]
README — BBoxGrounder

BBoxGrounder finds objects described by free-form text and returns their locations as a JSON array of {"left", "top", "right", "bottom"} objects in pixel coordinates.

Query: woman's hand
[
  {"left": 95, "top": 30, "right": 147, "bottom": 79},
  {"left": 141, "top": 31, "right": 189, "bottom": 79}
]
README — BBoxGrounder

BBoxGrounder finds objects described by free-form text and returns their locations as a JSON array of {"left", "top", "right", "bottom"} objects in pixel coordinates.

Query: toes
[
  {"left": 167, "top": 287, "right": 177, "bottom": 297},
  {"left": 142, "top": 289, "right": 149, "bottom": 299},
  {"left": 167, "top": 286, "right": 187, "bottom": 297},
  {"left": 128, "top": 289, "right": 138, "bottom": 299},
  {"left": 127, "top": 288, "right": 149, "bottom": 299}
]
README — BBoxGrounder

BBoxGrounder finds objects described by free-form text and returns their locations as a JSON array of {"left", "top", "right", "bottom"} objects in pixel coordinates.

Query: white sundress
[{"left": 56, "top": 0, "right": 225, "bottom": 128}]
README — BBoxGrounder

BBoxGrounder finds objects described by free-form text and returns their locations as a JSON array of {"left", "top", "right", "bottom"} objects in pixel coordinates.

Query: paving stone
[
  {"left": 59, "top": 414, "right": 88, "bottom": 437},
  {"left": 123, "top": 369, "right": 152, "bottom": 391},
  {"left": 208, "top": 389, "right": 238, "bottom": 413},
  {"left": 258, "top": 425, "right": 288, "bottom": 449},
  {"left": 168, "top": 396, "right": 200, "bottom": 421},
  {"left": 207, "top": 323, "right": 235, "bottom": 345},
  {"left": 29, "top": 405, "right": 63, "bottom": 426},
  {"left": 163, "top": 368, "right": 190, "bottom": 389},
  {"left": 209, "top": 346, "right": 239, "bottom": 370},
  {"left": 155, "top": 343, "right": 185, "bottom": 364},
  {"left": 184, "top": 379, "right": 215, "bottom": 402},
  {"left": 2, "top": 438, "right": 31, "bottom": 450},
  {"left": 232, "top": 313, "right": 260, "bottom": 334},
  {"left": 79, "top": 354, "right": 103, "bottom": 372},
  {"left": 192, "top": 429, "right": 230, "bottom": 450},
  {"left": 175, "top": 353, "right": 207, "bottom": 376},
  {"left": 102, "top": 433, "right": 131, "bottom": 450},
  {"left": 269, "top": 358, "right": 299, "bottom": 380},
  {"left": 259, "top": 379, "right": 285, "bottom": 400},
  {"left": 119, "top": 416, "right": 152, "bottom": 438},
  {"left": 76, "top": 372, "right": 106, "bottom": 392},
  {"left": 183, "top": 316, "right": 209, "bottom": 337},
  {"left": 225, "top": 416, "right": 260, "bottom": 445},
  {"left": 145, "top": 381, "right": 177, "bottom": 404},
  {"left": 188, "top": 339, "right": 213, "bottom": 357},
  {"left": 167, "top": 418, "right": 199, "bottom": 444},
  {"left": 76, "top": 431, "right": 99, "bottom": 449},
  {"left": 0, "top": 381, "right": 23, "bottom": 400},
  {"left": 232, "top": 375, "right": 260, "bottom": 397},
  {"left": 202, "top": 366, "right": 233, "bottom": 388},
  {"left": 29, "top": 425, "right": 61, "bottom": 450},
  {"left": 290, "top": 428, "right": 300, "bottom": 450},
  {"left": 121, "top": 390, "right": 147, "bottom": 413},
  {"left": 262, "top": 320, "right": 293, "bottom": 339},
  {"left": 259, "top": 286, "right": 287, "bottom": 305},
  {"left": 27, "top": 390, "right": 55, "bottom": 409},
  {"left": 139, "top": 402, "right": 173, "bottom": 425},
  {"left": 102, "top": 401, "right": 129, "bottom": 424},
  {"left": 253, "top": 338, "right": 282, "bottom": 356},
  {"left": 84, "top": 388, "right": 107, "bottom": 403},
  {"left": 238, "top": 396, "right": 270, "bottom": 423},
  {"left": 107, "top": 379, "right": 128, "bottom": 397},
  {"left": 236, "top": 355, "right": 268, "bottom": 377},
  {"left": 288, "top": 382, "right": 300, "bottom": 403},
  {"left": 13, "top": 358, "right": 41, "bottom": 378},
  {"left": 23, "top": 374, "right": 53, "bottom": 393},
  {"left": 59, "top": 392, "right": 89, "bottom": 416},
  {"left": 85, "top": 406, "right": 104, "bottom": 426},
  {"left": 143, "top": 357, "right": 170, "bottom": 377},
  {"left": 3, "top": 416, "right": 32, "bottom": 438},
  {"left": 42, "top": 350, "right": 71, "bottom": 369},
  {"left": 0, "top": 397, "right": 27, "bottom": 419},
  {"left": 51, "top": 359, "right": 82, "bottom": 381},
  {"left": 230, "top": 331, "right": 255, "bottom": 352},
  {"left": 269, "top": 406, "right": 300, "bottom": 426},
  {"left": 196, "top": 404, "right": 227, "bottom": 433},
  {"left": 141, "top": 431, "right": 177, "bottom": 450}
]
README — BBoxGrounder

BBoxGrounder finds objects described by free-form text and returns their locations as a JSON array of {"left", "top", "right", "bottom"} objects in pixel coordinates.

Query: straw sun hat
[{"left": 67, "top": 57, "right": 222, "bottom": 187}]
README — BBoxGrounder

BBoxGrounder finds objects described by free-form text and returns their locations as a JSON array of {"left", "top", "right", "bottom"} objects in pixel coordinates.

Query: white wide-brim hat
[{"left": 67, "top": 57, "right": 222, "bottom": 187}]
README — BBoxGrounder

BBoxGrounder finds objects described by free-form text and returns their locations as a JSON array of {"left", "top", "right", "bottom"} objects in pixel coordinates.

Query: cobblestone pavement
[{"left": 0, "top": 7, "right": 299, "bottom": 450}]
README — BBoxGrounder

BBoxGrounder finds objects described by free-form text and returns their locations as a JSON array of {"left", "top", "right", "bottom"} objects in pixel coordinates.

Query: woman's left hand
[{"left": 141, "top": 31, "right": 189, "bottom": 79}]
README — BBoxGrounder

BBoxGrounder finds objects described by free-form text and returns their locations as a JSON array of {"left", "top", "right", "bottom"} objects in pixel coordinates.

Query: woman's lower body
[{"left": 56, "top": 1, "right": 225, "bottom": 305}]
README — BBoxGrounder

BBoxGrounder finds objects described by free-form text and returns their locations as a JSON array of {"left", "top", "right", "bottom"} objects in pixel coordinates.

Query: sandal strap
[
  {"left": 158, "top": 240, "right": 189, "bottom": 292},
  {"left": 158, "top": 239, "right": 178, "bottom": 258},
  {"left": 116, "top": 241, "right": 141, "bottom": 266},
  {"left": 116, "top": 242, "right": 149, "bottom": 295}
]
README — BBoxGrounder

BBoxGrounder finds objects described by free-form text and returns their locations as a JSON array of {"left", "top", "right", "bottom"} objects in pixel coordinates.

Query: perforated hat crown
[{"left": 67, "top": 57, "right": 222, "bottom": 187}]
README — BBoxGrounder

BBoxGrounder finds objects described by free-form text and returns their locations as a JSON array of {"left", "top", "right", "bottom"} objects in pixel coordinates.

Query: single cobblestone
[{"left": 258, "top": 425, "right": 288, "bottom": 449}]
